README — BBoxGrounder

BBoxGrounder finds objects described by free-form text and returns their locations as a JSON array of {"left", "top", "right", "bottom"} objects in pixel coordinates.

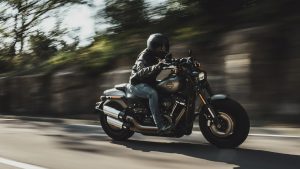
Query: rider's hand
[{"left": 157, "top": 60, "right": 169, "bottom": 69}]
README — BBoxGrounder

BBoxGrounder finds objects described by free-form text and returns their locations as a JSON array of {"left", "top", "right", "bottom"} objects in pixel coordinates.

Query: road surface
[{"left": 0, "top": 117, "right": 299, "bottom": 169}]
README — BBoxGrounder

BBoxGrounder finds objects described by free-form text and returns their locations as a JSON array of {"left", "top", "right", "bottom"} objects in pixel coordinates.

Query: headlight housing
[{"left": 198, "top": 72, "right": 205, "bottom": 81}]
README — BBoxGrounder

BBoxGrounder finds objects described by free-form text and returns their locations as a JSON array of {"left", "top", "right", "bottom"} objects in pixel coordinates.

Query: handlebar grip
[{"left": 162, "top": 65, "right": 177, "bottom": 70}]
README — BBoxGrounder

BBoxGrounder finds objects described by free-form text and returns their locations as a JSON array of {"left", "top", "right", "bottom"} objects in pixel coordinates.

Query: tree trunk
[{"left": 8, "top": 42, "right": 16, "bottom": 57}]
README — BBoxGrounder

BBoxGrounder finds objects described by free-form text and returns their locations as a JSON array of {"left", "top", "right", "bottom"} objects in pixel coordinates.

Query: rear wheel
[
  {"left": 199, "top": 98, "right": 250, "bottom": 148},
  {"left": 100, "top": 100, "right": 134, "bottom": 141}
]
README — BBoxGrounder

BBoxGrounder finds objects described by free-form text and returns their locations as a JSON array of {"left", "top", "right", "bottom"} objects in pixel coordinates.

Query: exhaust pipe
[
  {"left": 107, "top": 116, "right": 124, "bottom": 129},
  {"left": 126, "top": 116, "right": 158, "bottom": 131},
  {"left": 103, "top": 105, "right": 125, "bottom": 120},
  {"left": 103, "top": 105, "right": 158, "bottom": 132}
]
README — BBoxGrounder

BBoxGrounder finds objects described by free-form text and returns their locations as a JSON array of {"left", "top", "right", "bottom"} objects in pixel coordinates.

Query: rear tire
[
  {"left": 199, "top": 98, "right": 250, "bottom": 148},
  {"left": 100, "top": 100, "right": 134, "bottom": 141}
]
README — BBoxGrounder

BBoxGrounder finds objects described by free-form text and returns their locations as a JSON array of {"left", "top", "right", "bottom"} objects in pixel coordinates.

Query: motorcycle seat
[
  {"left": 114, "top": 83, "right": 138, "bottom": 98},
  {"left": 114, "top": 83, "right": 149, "bottom": 102}
]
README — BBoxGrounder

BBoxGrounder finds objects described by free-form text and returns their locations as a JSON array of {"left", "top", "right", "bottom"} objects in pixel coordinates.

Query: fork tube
[{"left": 198, "top": 93, "right": 216, "bottom": 118}]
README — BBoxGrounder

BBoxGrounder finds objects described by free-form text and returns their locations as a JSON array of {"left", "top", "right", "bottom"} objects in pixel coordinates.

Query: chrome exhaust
[
  {"left": 106, "top": 116, "right": 124, "bottom": 129},
  {"left": 103, "top": 105, "right": 158, "bottom": 132},
  {"left": 103, "top": 105, "right": 125, "bottom": 120}
]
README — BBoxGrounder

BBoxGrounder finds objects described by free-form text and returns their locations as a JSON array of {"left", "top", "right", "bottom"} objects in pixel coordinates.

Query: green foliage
[
  {"left": 173, "top": 27, "right": 202, "bottom": 41},
  {"left": 0, "top": 0, "right": 88, "bottom": 55},
  {"left": 29, "top": 32, "right": 57, "bottom": 60},
  {"left": 0, "top": 55, "right": 13, "bottom": 72},
  {"left": 165, "top": 0, "right": 201, "bottom": 17},
  {"left": 102, "top": 0, "right": 149, "bottom": 31},
  {"left": 1, "top": 0, "right": 298, "bottom": 76},
  {"left": 34, "top": 36, "right": 115, "bottom": 74}
]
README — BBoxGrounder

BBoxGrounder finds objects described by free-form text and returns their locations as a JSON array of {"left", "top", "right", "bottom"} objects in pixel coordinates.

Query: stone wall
[{"left": 0, "top": 67, "right": 132, "bottom": 118}]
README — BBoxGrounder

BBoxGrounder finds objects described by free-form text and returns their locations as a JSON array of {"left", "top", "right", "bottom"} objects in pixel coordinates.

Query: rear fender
[{"left": 100, "top": 88, "right": 128, "bottom": 109}]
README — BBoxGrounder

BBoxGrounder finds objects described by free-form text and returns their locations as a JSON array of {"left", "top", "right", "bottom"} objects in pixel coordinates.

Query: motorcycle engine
[
  {"left": 160, "top": 97, "right": 174, "bottom": 115},
  {"left": 160, "top": 95, "right": 185, "bottom": 115},
  {"left": 130, "top": 103, "right": 154, "bottom": 126},
  {"left": 130, "top": 94, "right": 185, "bottom": 126},
  {"left": 161, "top": 97, "right": 173, "bottom": 110}
]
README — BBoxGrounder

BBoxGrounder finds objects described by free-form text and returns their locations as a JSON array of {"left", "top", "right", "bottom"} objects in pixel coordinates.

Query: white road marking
[
  {"left": 249, "top": 133, "right": 300, "bottom": 138},
  {"left": 87, "top": 133, "right": 107, "bottom": 137},
  {"left": 192, "top": 131, "right": 300, "bottom": 138},
  {"left": 0, "top": 157, "right": 48, "bottom": 169},
  {"left": 72, "top": 124, "right": 101, "bottom": 128}
]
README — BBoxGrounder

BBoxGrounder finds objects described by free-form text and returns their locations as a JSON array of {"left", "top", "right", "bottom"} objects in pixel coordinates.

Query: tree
[
  {"left": 200, "top": 0, "right": 246, "bottom": 16},
  {"left": 0, "top": 0, "right": 87, "bottom": 56},
  {"left": 29, "top": 31, "right": 57, "bottom": 59},
  {"left": 29, "top": 20, "right": 80, "bottom": 59},
  {"left": 101, "top": 0, "right": 150, "bottom": 32},
  {"left": 165, "top": 0, "right": 201, "bottom": 17}
]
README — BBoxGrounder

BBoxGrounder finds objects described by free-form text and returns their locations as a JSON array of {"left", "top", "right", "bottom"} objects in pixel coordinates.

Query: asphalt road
[{"left": 0, "top": 117, "right": 299, "bottom": 169}]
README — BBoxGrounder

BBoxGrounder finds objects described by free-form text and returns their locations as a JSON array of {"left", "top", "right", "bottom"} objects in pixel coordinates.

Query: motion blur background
[{"left": 0, "top": 0, "right": 299, "bottom": 125}]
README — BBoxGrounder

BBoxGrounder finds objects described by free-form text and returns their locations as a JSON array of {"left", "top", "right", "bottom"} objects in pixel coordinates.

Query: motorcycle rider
[{"left": 129, "top": 33, "right": 172, "bottom": 133}]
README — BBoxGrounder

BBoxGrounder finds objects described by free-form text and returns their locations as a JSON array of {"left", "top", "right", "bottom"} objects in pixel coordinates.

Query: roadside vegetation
[{"left": 0, "top": 0, "right": 297, "bottom": 76}]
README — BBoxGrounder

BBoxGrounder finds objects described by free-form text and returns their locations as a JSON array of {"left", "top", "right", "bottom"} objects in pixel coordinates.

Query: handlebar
[
  {"left": 162, "top": 56, "right": 201, "bottom": 70},
  {"left": 162, "top": 65, "right": 177, "bottom": 70}
]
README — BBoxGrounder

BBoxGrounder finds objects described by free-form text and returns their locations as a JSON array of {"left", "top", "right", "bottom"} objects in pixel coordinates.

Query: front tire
[
  {"left": 100, "top": 100, "right": 134, "bottom": 141},
  {"left": 199, "top": 98, "right": 250, "bottom": 148}
]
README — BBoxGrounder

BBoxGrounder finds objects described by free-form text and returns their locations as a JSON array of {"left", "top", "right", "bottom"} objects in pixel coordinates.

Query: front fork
[{"left": 198, "top": 87, "right": 223, "bottom": 129}]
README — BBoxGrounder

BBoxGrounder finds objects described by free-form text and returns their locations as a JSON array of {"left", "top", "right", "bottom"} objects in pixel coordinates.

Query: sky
[{"left": 40, "top": 0, "right": 167, "bottom": 47}]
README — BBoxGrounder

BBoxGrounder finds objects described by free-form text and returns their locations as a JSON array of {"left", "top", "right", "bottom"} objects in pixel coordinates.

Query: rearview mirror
[{"left": 165, "top": 53, "right": 172, "bottom": 62}]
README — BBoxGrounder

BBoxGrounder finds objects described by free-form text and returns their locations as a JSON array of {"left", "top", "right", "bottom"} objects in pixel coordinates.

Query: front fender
[
  {"left": 211, "top": 94, "right": 227, "bottom": 101},
  {"left": 209, "top": 94, "right": 228, "bottom": 105},
  {"left": 196, "top": 94, "right": 228, "bottom": 114}
]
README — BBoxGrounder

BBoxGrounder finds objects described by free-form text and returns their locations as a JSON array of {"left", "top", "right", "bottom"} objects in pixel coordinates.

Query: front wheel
[{"left": 199, "top": 98, "right": 250, "bottom": 148}]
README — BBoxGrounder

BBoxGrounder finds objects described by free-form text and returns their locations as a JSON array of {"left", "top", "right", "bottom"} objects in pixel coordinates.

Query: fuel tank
[{"left": 157, "top": 75, "right": 181, "bottom": 93}]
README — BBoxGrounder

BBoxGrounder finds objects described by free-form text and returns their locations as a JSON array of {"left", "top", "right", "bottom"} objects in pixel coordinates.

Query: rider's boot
[{"left": 157, "top": 121, "right": 172, "bottom": 134}]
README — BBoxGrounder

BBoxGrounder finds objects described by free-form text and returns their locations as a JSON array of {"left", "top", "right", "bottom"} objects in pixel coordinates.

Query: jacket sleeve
[{"left": 130, "top": 59, "right": 161, "bottom": 82}]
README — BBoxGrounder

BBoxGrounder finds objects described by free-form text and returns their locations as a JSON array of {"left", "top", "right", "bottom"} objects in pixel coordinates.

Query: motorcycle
[{"left": 95, "top": 51, "right": 250, "bottom": 148}]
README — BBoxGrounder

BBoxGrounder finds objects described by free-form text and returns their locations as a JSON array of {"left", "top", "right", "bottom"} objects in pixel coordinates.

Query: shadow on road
[
  {"left": 112, "top": 140, "right": 300, "bottom": 169},
  {"left": 2, "top": 118, "right": 299, "bottom": 169}
]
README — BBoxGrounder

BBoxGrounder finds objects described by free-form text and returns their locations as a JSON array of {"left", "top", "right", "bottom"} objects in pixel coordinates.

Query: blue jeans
[{"left": 128, "top": 83, "right": 164, "bottom": 128}]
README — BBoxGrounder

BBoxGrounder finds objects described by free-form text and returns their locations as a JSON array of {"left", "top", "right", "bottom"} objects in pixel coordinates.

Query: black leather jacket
[{"left": 129, "top": 48, "right": 162, "bottom": 86}]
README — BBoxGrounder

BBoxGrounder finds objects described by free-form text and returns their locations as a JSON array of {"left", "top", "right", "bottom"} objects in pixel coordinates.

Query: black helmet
[{"left": 147, "top": 33, "right": 169, "bottom": 58}]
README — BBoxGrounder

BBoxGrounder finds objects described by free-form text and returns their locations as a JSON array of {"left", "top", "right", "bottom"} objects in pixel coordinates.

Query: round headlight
[{"left": 198, "top": 72, "right": 205, "bottom": 81}]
